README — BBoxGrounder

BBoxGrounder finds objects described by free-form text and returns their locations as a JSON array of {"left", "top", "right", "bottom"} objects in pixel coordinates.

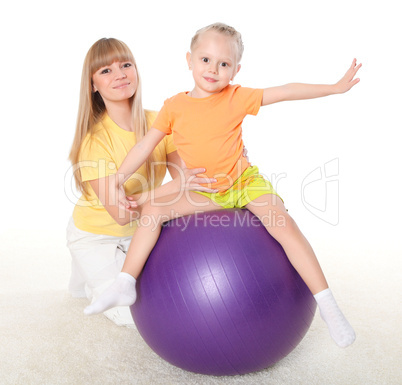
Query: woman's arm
[
  {"left": 93, "top": 150, "right": 218, "bottom": 225},
  {"left": 89, "top": 177, "right": 140, "bottom": 226},
  {"left": 125, "top": 151, "right": 219, "bottom": 207},
  {"left": 262, "top": 59, "right": 362, "bottom": 106},
  {"left": 111, "top": 127, "right": 166, "bottom": 210},
  {"left": 79, "top": 129, "right": 165, "bottom": 227}
]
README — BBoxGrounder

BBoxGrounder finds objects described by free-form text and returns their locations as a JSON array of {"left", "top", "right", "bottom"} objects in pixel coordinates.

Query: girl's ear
[
  {"left": 186, "top": 52, "right": 192, "bottom": 70},
  {"left": 231, "top": 64, "right": 241, "bottom": 81}
]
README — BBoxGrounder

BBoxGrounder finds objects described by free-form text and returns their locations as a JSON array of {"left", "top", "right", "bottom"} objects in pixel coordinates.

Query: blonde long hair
[{"left": 69, "top": 38, "right": 165, "bottom": 196}]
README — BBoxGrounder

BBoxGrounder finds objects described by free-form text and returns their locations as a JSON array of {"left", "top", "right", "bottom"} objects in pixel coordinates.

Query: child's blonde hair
[
  {"left": 190, "top": 22, "right": 244, "bottom": 63},
  {"left": 69, "top": 38, "right": 166, "bottom": 196}
]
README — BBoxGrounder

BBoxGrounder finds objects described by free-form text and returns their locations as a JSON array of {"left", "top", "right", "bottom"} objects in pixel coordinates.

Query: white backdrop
[{"left": 1, "top": 0, "right": 401, "bottom": 254}]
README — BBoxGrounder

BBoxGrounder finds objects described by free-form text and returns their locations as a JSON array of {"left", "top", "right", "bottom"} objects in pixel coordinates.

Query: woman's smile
[{"left": 113, "top": 82, "right": 131, "bottom": 89}]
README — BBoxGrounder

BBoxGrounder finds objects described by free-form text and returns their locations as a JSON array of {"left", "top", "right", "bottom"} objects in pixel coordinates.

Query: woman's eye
[
  {"left": 122, "top": 62, "right": 132, "bottom": 68},
  {"left": 100, "top": 68, "right": 110, "bottom": 74}
]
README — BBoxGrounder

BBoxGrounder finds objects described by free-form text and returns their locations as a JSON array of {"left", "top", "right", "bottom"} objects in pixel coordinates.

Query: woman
[{"left": 67, "top": 38, "right": 216, "bottom": 326}]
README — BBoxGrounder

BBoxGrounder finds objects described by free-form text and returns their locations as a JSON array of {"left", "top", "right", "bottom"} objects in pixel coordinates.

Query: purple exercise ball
[{"left": 131, "top": 209, "right": 316, "bottom": 376}]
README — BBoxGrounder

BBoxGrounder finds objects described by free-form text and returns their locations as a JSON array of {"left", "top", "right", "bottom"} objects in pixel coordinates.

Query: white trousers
[{"left": 66, "top": 218, "right": 135, "bottom": 327}]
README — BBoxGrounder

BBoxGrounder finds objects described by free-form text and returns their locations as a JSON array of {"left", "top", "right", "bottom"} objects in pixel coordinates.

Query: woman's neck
[{"left": 105, "top": 100, "right": 134, "bottom": 132}]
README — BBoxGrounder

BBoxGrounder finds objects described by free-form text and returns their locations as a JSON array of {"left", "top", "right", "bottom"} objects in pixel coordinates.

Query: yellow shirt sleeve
[{"left": 79, "top": 135, "right": 117, "bottom": 182}]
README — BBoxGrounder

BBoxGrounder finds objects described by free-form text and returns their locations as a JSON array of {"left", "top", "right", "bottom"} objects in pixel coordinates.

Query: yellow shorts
[{"left": 195, "top": 166, "right": 281, "bottom": 209}]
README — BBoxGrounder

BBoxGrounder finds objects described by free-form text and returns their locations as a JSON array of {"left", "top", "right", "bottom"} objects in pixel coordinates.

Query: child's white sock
[
  {"left": 84, "top": 272, "right": 137, "bottom": 316},
  {"left": 314, "top": 288, "right": 356, "bottom": 348}
]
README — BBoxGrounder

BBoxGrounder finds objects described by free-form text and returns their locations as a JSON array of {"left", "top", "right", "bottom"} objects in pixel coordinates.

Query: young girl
[{"left": 85, "top": 23, "right": 360, "bottom": 347}]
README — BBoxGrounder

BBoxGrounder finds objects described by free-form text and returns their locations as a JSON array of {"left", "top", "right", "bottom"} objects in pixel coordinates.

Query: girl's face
[
  {"left": 92, "top": 61, "right": 138, "bottom": 104},
  {"left": 186, "top": 31, "right": 241, "bottom": 98}
]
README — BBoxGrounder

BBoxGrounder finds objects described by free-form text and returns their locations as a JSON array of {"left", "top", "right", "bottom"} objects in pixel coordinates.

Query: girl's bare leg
[
  {"left": 246, "top": 194, "right": 327, "bottom": 294},
  {"left": 84, "top": 192, "right": 222, "bottom": 315},
  {"left": 122, "top": 192, "right": 223, "bottom": 278},
  {"left": 246, "top": 194, "right": 355, "bottom": 347}
]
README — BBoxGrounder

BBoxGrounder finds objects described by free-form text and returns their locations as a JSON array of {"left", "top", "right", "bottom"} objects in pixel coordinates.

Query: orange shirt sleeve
[
  {"left": 233, "top": 86, "right": 264, "bottom": 116},
  {"left": 152, "top": 101, "right": 172, "bottom": 135}
]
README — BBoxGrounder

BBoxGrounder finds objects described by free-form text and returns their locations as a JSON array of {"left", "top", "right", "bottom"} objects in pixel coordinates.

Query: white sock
[
  {"left": 314, "top": 288, "right": 356, "bottom": 348},
  {"left": 84, "top": 272, "right": 137, "bottom": 316}
]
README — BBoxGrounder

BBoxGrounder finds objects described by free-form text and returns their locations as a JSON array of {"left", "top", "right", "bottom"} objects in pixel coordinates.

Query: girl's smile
[
  {"left": 186, "top": 31, "right": 241, "bottom": 98},
  {"left": 203, "top": 76, "right": 218, "bottom": 83}
]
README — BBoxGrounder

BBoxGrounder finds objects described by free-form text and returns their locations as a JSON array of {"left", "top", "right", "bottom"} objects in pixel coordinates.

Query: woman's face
[{"left": 92, "top": 61, "right": 138, "bottom": 104}]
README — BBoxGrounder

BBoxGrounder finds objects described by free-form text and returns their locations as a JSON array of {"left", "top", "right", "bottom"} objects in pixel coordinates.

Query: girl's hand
[
  {"left": 117, "top": 184, "right": 136, "bottom": 212},
  {"left": 243, "top": 145, "right": 250, "bottom": 163},
  {"left": 108, "top": 174, "right": 138, "bottom": 213},
  {"left": 125, "top": 195, "right": 140, "bottom": 209},
  {"left": 179, "top": 167, "right": 219, "bottom": 193},
  {"left": 334, "top": 59, "right": 362, "bottom": 94}
]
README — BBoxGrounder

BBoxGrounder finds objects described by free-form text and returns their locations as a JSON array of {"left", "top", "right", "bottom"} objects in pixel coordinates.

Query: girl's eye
[
  {"left": 202, "top": 57, "right": 209, "bottom": 63},
  {"left": 221, "top": 62, "right": 229, "bottom": 67}
]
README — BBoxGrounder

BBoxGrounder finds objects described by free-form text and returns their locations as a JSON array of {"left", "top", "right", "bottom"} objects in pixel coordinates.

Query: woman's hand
[
  {"left": 167, "top": 152, "right": 218, "bottom": 194},
  {"left": 334, "top": 58, "right": 362, "bottom": 94},
  {"left": 243, "top": 145, "right": 250, "bottom": 163},
  {"left": 178, "top": 167, "right": 219, "bottom": 193},
  {"left": 120, "top": 166, "right": 219, "bottom": 211}
]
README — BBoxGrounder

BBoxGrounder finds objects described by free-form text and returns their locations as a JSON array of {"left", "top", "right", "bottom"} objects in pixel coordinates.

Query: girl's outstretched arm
[{"left": 262, "top": 59, "right": 362, "bottom": 106}]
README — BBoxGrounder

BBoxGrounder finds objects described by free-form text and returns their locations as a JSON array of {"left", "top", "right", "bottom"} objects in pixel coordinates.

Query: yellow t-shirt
[
  {"left": 72, "top": 110, "right": 176, "bottom": 237},
  {"left": 153, "top": 85, "right": 263, "bottom": 191}
]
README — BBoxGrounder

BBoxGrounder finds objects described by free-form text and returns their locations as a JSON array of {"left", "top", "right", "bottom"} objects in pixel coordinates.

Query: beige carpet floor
[{"left": 0, "top": 228, "right": 400, "bottom": 385}]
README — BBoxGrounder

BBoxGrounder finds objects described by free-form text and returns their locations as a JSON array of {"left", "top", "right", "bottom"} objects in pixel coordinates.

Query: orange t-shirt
[{"left": 153, "top": 85, "right": 264, "bottom": 191}]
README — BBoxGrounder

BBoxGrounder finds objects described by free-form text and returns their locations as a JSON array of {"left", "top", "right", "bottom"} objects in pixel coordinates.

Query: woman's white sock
[
  {"left": 84, "top": 272, "right": 137, "bottom": 316},
  {"left": 314, "top": 288, "right": 356, "bottom": 348}
]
